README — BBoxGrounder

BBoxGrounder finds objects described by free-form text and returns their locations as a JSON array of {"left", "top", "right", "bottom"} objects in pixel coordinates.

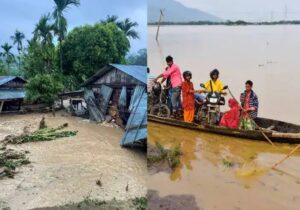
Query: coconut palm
[
  {"left": 0, "top": 43, "right": 15, "bottom": 69},
  {"left": 117, "top": 18, "right": 140, "bottom": 40},
  {"left": 100, "top": 15, "right": 119, "bottom": 24},
  {"left": 11, "top": 30, "right": 25, "bottom": 53},
  {"left": 33, "top": 14, "right": 55, "bottom": 45},
  {"left": 11, "top": 30, "right": 25, "bottom": 70},
  {"left": 52, "top": 0, "right": 80, "bottom": 72}
]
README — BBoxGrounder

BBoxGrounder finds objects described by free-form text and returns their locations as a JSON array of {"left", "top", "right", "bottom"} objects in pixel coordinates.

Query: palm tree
[
  {"left": 100, "top": 15, "right": 119, "bottom": 24},
  {"left": 52, "top": 0, "right": 80, "bottom": 72},
  {"left": 0, "top": 43, "right": 15, "bottom": 70},
  {"left": 11, "top": 30, "right": 25, "bottom": 53},
  {"left": 11, "top": 30, "right": 25, "bottom": 70},
  {"left": 33, "top": 14, "right": 55, "bottom": 45},
  {"left": 117, "top": 18, "right": 140, "bottom": 40}
]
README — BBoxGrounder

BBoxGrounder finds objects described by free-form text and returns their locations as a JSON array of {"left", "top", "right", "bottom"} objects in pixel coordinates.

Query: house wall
[{"left": 92, "top": 68, "right": 145, "bottom": 87}]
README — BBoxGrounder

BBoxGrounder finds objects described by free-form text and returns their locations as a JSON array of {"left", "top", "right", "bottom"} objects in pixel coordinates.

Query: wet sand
[
  {"left": 0, "top": 112, "right": 146, "bottom": 210},
  {"left": 148, "top": 122, "right": 300, "bottom": 210}
]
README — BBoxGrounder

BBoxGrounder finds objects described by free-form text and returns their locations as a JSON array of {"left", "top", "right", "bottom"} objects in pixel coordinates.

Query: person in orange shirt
[{"left": 182, "top": 71, "right": 202, "bottom": 123}]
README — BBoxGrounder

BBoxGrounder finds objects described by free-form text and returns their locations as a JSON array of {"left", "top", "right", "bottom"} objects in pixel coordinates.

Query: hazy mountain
[{"left": 148, "top": 0, "right": 222, "bottom": 23}]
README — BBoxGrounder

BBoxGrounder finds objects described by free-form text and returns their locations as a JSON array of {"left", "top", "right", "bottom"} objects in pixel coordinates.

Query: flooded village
[{"left": 0, "top": 0, "right": 147, "bottom": 209}]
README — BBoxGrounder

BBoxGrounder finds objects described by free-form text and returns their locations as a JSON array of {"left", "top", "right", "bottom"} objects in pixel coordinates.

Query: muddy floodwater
[
  {"left": 148, "top": 122, "right": 300, "bottom": 210},
  {"left": 148, "top": 25, "right": 300, "bottom": 209},
  {"left": 0, "top": 112, "right": 146, "bottom": 210},
  {"left": 149, "top": 25, "right": 300, "bottom": 124}
]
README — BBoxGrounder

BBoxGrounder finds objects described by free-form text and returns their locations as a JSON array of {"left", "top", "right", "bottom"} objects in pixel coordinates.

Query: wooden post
[
  {"left": 0, "top": 101, "right": 4, "bottom": 113},
  {"left": 156, "top": 9, "right": 165, "bottom": 41}
]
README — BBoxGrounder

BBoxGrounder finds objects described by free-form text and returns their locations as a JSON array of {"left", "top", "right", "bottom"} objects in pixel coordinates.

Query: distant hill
[{"left": 148, "top": 0, "right": 222, "bottom": 23}]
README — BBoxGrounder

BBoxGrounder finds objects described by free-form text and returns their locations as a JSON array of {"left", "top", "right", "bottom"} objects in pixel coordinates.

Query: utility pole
[{"left": 156, "top": 9, "right": 165, "bottom": 41}]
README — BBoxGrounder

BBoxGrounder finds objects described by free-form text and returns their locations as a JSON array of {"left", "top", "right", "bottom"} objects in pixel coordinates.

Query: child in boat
[
  {"left": 219, "top": 98, "right": 240, "bottom": 129},
  {"left": 182, "top": 71, "right": 202, "bottom": 123}
]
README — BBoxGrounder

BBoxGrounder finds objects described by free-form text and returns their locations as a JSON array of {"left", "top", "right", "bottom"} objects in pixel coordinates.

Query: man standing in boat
[
  {"left": 239, "top": 80, "right": 259, "bottom": 130},
  {"left": 155, "top": 55, "right": 182, "bottom": 118}
]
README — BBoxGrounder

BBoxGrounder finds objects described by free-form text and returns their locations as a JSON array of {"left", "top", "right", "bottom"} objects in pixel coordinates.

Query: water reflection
[{"left": 149, "top": 122, "right": 300, "bottom": 181}]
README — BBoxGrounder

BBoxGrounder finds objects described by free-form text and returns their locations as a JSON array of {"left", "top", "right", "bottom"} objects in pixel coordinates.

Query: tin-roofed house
[
  {"left": 0, "top": 76, "right": 27, "bottom": 113},
  {"left": 82, "top": 64, "right": 147, "bottom": 147}
]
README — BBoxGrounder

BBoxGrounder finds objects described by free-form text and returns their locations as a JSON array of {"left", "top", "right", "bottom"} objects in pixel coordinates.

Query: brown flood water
[
  {"left": 148, "top": 25, "right": 300, "bottom": 209},
  {"left": 148, "top": 25, "right": 300, "bottom": 124},
  {"left": 0, "top": 112, "right": 146, "bottom": 210},
  {"left": 148, "top": 122, "right": 300, "bottom": 210}
]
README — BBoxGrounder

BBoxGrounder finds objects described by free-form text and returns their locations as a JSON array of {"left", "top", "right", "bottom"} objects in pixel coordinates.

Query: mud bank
[{"left": 0, "top": 112, "right": 146, "bottom": 210}]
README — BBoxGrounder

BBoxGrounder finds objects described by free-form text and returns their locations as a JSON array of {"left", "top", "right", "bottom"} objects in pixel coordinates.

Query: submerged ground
[
  {"left": 0, "top": 111, "right": 147, "bottom": 210},
  {"left": 148, "top": 122, "right": 300, "bottom": 210}
]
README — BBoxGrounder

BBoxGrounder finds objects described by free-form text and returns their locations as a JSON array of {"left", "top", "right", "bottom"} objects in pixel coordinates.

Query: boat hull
[{"left": 148, "top": 115, "right": 300, "bottom": 144}]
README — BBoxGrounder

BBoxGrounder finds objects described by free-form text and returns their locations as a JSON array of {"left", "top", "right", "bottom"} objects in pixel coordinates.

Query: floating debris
[
  {"left": 0, "top": 149, "right": 30, "bottom": 178},
  {"left": 3, "top": 122, "right": 77, "bottom": 144}
]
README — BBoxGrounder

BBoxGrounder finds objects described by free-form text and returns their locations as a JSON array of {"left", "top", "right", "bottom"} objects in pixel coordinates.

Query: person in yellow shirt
[
  {"left": 204, "top": 69, "right": 225, "bottom": 93},
  {"left": 195, "top": 69, "right": 226, "bottom": 103}
]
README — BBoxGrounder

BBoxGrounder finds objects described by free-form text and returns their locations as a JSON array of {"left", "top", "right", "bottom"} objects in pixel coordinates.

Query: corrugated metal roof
[
  {"left": 0, "top": 76, "right": 26, "bottom": 86},
  {"left": 0, "top": 89, "right": 25, "bottom": 100},
  {"left": 121, "top": 86, "right": 147, "bottom": 146},
  {"left": 81, "top": 64, "right": 146, "bottom": 86},
  {"left": 110, "top": 64, "right": 147, "bottom": 84}
]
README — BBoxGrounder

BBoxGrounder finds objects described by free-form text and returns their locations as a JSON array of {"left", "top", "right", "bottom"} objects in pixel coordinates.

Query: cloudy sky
[
  {"left": 0, "top": 0, "right": 146, "bottom": 53},
  {"left": 177, "top": 0, "right": 300, "bottom": 21}
]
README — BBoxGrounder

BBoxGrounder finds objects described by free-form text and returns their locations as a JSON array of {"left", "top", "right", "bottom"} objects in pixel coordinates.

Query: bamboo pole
[
  {"left": 156, "top": 9, "right": 165, "bottom": 41},
  {"left": 271, "top": 144, "right": 300, "bottom": 169},
  {"left": 227, "top": 87, "right": 275, "bottom": 146}
]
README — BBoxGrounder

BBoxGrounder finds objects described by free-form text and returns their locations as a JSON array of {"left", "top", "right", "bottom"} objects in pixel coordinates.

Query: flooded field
[
  {"left": 0, "top": 112, "right": 146, "bottom": 210},
  {"left": 148, "top": 122, "right": 300, "bottom": 210},
  {"left": 148, "top": 25, "right": 300, "bottom": 124}
]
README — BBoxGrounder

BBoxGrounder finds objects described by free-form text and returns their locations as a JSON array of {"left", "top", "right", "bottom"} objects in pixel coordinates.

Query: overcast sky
[
  {"left": 176, "top": 0, "right": 300, "bottom": 21},
  {"left": 0, "top": 0, "right": 146, "bottom": 53}
]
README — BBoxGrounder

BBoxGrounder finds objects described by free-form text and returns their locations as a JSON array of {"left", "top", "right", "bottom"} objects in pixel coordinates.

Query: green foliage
[
  {"left": 127, "top": 48, "right": 147, "bottom": 65},
  {"left": 0, "top": 149, "right": 30, "bottom": 178},
  {"left": 0, "top": 43, "right": 15, "bottom": 70},
  {"left": 22, "top": 40, "right": 57, "bottom": 78},
  {"left": 11, "top": 30, "right": 25, "bottom": 52},
  {"left": 148, "top": 142, "right": 182, "bottom": 169},
  {"left": 132, "top": 197, "right": 147, "bottom": 210},
  {"left": 0, "top": 59, "right": 8, "bottom": 75},
  {"left": 222, "top": 159, "right": 235, "bottom": 168},
  {"left": 4, "top": 123, "right": 77, "bottom": 144},
  {"left": 61, "top": 23, "right": 130, "bottom": 89},
  {"left": 25, "top": 74, "right": 64, "bottom": 106},
  {"left": 33, "top": 14, "right": 55, "bottom": 45}
]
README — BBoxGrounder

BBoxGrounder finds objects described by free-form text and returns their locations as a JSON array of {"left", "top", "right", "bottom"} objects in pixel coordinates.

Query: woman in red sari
[
  {"left": 182, "top": 71, "right": 197, "bottom": 122},
  {"left": 219, "top": 98, "right": 240, "bottom": 129}
]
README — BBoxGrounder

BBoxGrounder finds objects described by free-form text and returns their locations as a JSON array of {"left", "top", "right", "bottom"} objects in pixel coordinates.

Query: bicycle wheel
[{"left": 150, "top": 104, "right": 171, "bottom": 118}]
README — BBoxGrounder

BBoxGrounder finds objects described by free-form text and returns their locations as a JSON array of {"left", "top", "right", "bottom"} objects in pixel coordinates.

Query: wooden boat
[{"left": 148, "top": 114, "right": 300, "bottom": 144}]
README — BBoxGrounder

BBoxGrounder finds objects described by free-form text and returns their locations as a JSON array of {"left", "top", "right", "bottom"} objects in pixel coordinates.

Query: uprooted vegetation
[
  {"left": 3, "top": 118, "right": 78, "bottom": 145},
  {"left": 148, "top": 142, "right": 182, "bottom": 169},
  {"left": 0, "top": 118, "right": 78, "bottom": 178},
  {"left": 0, "top": 148, "right": 30, "bottom": 178}
]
